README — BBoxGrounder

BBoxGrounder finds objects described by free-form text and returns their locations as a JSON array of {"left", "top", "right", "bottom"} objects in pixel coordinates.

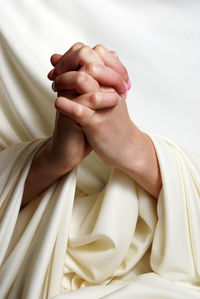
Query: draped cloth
[
  {"left": 1, "top": 0, "right": 200, "bottom": 298},
  {"left": 0, "top": 135, "right": 200, "bottom": 298}
]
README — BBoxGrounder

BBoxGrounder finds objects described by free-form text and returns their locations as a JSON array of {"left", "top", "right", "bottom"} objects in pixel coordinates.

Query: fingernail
[
  {"left": 52, "top": 81, "right": 56, "bottom": 91},
  {"left": 48, "top": 69, "right": 54, "bottom": 80},
  {"left": 127, "top": 79, "right": 131, "bottom": 90}
]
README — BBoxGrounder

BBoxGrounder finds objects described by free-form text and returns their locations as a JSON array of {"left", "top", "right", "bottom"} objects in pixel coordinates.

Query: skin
[
  {"left": 21, "top": 43, "right": 162, "bottom": 210},
  {"left": 21, "top": 43, "right": 126, "bottom": 209}
]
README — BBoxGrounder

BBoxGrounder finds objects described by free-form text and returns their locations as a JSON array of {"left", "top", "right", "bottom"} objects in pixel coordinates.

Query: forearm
[
  {"left": 119, "top": 126, "right": 162, "bottom": 198},
  {"left": 21, "top": 138, "right": 72, "bottom": 210}
]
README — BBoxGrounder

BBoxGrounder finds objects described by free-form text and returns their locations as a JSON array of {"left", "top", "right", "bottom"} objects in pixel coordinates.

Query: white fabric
[
  {"left": 0, "top": 133, "right": 200, "bottom": 298},
  {"left": 0, "top": 1, "right": 200, "bottom": 298}
]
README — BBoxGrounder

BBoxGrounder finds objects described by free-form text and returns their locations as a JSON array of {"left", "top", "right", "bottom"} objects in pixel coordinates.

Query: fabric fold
[
  {"left": 0, "top": 133, "right": 200, "bottom": 298},
  {"left": 0, "top": 139, "right": 77, "bottom": 298},
  {"left": 1, "top": 1, "right": 200, "bottom": 297},
  {"left": 150, "top": 135, "right": 200, "bottom": 283}
]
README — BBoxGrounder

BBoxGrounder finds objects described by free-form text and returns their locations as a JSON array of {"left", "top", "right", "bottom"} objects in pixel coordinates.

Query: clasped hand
[
  {"left": 47, "top": 42, "right": 161, "bottom": 198},
  {"left": 21, "top": 42, "right": 161, "bottom": 211},
  {"left": 47, "top": 43, "right": 139, "bottom": 171}
]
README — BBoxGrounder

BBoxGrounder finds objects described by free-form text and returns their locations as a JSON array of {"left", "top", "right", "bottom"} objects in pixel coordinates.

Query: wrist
[
  {"left": 116, "top": 124, "right": 144, "bottom": 173},
  {"left": 42, "top": 137, "right": 75, "bottom": 175},
  {"left": 117, "top": 126, "right": 162, "bottom": 198},
  {"left": 21, "top": 138, "right": 71, "bottom": 210}
]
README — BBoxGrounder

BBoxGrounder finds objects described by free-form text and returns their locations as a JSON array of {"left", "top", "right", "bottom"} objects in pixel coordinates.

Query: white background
[{"left": 1, "top": 0, "right": 200, "bottom": 153}]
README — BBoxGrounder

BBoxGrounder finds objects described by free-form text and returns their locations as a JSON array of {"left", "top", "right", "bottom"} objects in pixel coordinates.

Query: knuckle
[
  {"left": 86, "top": 62, "right": 98, "bottom": 75},
  {"left": 90, "top": 92, "right": 102, "bottom": 106},
  {"left": 79, "top": 45, "right": 93, "bottom": 61},
  {"left": 73, "top": 104, "right": 83, "bottom": 117},
  {"left": 72, "top": 42, "right": 84, "bottom": 51},
  {"left": 93, "top": 44, "right": 105, "bottom": 56},
  {"left": 76, "top": 71, "right": 87, "bottom": 85}
]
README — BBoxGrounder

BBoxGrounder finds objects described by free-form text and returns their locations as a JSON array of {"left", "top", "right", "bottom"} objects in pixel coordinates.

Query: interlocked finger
[
  {"left": 49, "top": 45, "right": 104, "bottom": 81},
  {"left": 52, "top": 71, "right": 100, "bottom": 94},
  {"left": 55, "top": 97, "right": 95, "bottom": 127},
  {"left": 81, "top": 63, "right": 126, "bottom": 95},
  {"left": 70, "top": 92, "right": 120, "bottom": 110},
  {"left": 93, "top": 44, "right": 129, "bottom": 83},
  {"left": 48, "top": 42, "right": 84, "bottom": 78}
]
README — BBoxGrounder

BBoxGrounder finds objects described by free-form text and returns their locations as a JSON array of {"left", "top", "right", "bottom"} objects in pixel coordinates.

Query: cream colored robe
[{"left": 0, "top": 1, "right": 200, "bottom": 298}]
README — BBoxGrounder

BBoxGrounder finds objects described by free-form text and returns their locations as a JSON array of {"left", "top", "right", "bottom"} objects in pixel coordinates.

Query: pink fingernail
[
  {"left": 127, "top": 79, "right": 131, "bottom": 90},
  {"left": 48, "top": 69, "right": 54, "bottom": 80},
  {"left": 124, "top": 82, "right": 128, "bottom": 93}
]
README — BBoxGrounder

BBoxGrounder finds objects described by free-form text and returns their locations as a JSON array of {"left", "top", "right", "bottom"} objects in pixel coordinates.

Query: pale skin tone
[{"left": 21, "top": 43, "right": 162, "bottom": 210}]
